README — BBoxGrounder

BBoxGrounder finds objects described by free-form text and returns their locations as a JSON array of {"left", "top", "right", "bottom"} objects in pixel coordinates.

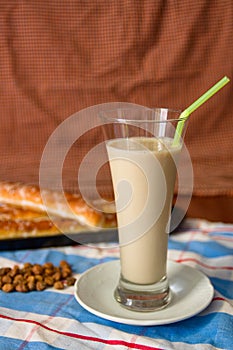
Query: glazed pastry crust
[
  {"left": 0, "top": 181, "right": 116, "bottom": 229},
  {"left": 0, "top": 216, "right": 86, "bottom": 239},
  {"left": 0, "top": 203, "right": 92, "bottom": 239}
]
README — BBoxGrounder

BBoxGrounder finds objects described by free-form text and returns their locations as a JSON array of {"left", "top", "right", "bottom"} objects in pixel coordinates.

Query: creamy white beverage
[{"left": 106, "top": 137, "right": 181, "bottom": 285}]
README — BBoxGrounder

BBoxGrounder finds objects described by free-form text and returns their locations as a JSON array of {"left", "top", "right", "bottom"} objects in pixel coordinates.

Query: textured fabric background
[{"left": 0, "top": 1, "right": 232, "bottom": 221}]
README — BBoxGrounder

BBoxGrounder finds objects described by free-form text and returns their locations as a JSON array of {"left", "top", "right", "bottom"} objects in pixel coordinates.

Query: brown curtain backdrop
[{"left": 0, "top": 1, "right": 232, "bottom": 222}]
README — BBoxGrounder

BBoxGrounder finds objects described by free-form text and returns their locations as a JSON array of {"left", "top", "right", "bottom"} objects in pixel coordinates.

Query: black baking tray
[
  {"left": 0, "top": 206, "right": 186, "bottom": 251},
  {"left": 0, "top": 228, "right": 118, "bottom": 251}
]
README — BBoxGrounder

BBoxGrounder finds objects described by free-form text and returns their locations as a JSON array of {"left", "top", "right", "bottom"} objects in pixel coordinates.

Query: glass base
[{"left": 114, "top": 275, "right": 171, "bottom": 312}]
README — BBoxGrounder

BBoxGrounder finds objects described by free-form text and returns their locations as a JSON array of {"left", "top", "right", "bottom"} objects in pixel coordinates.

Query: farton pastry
[{"left": 0, "top": 181, "right": 116, "bottom": 229}]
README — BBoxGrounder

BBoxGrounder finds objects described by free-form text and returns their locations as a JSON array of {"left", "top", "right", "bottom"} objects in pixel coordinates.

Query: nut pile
[{"left": 0, "top": 260, "right": 76, "bottom": 293}]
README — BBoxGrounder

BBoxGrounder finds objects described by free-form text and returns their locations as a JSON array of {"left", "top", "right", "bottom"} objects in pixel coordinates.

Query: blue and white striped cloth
[{"left": 0, "top": 218, "right": 232, "bottom": 350}]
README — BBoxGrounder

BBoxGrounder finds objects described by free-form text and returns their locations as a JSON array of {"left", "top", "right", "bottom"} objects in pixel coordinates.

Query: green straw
[{"left": 173, "top": 76, "right": 230, "bottom": 146}]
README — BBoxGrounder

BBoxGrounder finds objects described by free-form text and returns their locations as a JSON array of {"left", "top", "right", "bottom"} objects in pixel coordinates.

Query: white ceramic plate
[{"left": 74, "top": 260, "right": 214, "bottom": 326}]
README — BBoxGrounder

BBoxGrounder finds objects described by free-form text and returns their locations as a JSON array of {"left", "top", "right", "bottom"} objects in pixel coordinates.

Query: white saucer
[{"left": 74, "top": 260, "right": 214, "bottom": 326}]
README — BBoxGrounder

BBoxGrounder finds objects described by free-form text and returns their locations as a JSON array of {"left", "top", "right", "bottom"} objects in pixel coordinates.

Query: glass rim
[{"left": 99, "top": 108, "right": 185, "bottom": 124}]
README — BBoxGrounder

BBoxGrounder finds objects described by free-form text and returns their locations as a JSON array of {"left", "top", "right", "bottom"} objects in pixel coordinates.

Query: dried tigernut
[
  {"left": 21, "top": 267, "right": 32, "bottom": 275},
  {"left": 0, "top": 267, "right": 11, "bottom": 276},
  {"left": 66, "top": 277, "right": 76, "bottom": 286},
  {"left": 23, "top": 271, "right": 33, "bottom": 280},
  {"left": 2, "top": 283, "right": 14, "bottom": 293},
  {"left": 43, "top": 262, "right": 54, "bottom": 269},
  {"left": 44, "top": 276, "right": 54, "bottom": 286},
  {"left": 9, "top": 265, "right": 20, "bottom": 278},
  {"left": 15, "top": 283, "right": 28, "bottom": 293},
  {"left": 35, "top": 275, "right": 43, "bottom": 282},
  {"left": 2, "top": 275, "right": 12, "bottom": 284},
  {"left": 24, "top": 262, "right": 32, "bottom": 269},
  {"left": 61, "top": 268, "right": 72, "bottom": 279},
  {"left": 27, "top": 275, "right": 35, "bottom": 283},
  {"left": 0, "top": 260, "right": 75, "bottom": 293},
  {"left": 44, "top": 268, "right": 54, "bottom": 276},
  {"left": 36, "top": 281, "right": 47, "bottom": 291},
  {"left": 32, "top": 264, "right": 43, "bottom": 275},
  {"left": 27, "top": 281, "right": 36, "bottom": 291},
  {"left": 53, "top": 271, "right": 61, "bottom": 281},
  {"left": 59, "top": 260, "right": 70, "bottom": 267},
  {"left": 54, "top": 281, "right": 64, "bottom": 290},
  {"left": 13, "top": 274, "right": 24, "bottom": 284},
  {"left": 53, "top": 267, "right": 60, "bottom": 273}
]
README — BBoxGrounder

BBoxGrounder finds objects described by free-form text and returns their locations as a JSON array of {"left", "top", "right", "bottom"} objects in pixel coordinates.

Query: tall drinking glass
[{"left": 100, "top": 106, "right": 188, "bottom": 311}]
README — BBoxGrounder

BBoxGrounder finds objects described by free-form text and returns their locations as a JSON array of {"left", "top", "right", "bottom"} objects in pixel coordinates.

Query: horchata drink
[
  {"left": 100, "top": 106, "right": 188, "bottom": 311},
  {"left": 106, "top": 137, "right": 181, "bottom": 286}
]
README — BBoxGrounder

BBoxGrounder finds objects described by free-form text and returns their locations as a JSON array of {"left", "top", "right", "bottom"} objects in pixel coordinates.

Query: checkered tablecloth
[{"left": 0, "top": 218, "right": 232, "bottom": 350}]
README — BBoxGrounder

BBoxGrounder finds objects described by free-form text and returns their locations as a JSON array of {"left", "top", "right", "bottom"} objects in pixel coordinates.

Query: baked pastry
[
  {"left": 0, "top": 181, "right": 117, "bottom": 229},
  {"left": 0, "top": 203, "right": 48, "bottom": 220},
  {"left": 0, "top": 202, "right": 93, "bottom": 239},
  {"left": 0, "top": 217, "right": 85, "bottom": 239}
]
